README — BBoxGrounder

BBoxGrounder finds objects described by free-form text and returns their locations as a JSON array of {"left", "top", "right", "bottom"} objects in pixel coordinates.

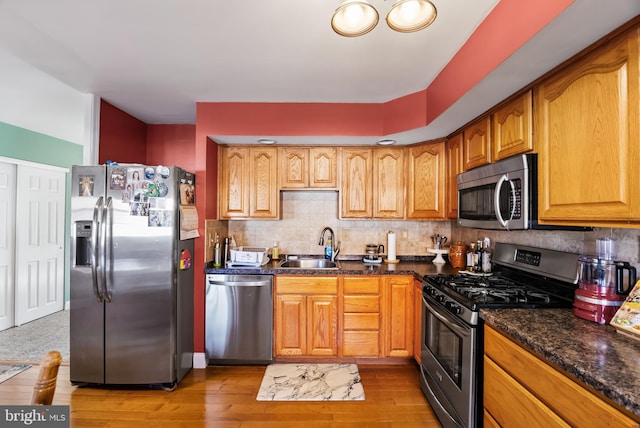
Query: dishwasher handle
[
  {"left": 206, "top": 274, "right": 273, "bottom": 288},
  {"left": 208, "top": 279, "right": 271, "bottom": 287}
]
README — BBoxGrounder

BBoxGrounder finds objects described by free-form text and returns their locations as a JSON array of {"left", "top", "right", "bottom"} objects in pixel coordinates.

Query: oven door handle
[
  {"left": 494, "top": 174, "right": 516, "bottom": 228},
  {"left": 423, "top": 297, "right": 470, "bottom": 338}
]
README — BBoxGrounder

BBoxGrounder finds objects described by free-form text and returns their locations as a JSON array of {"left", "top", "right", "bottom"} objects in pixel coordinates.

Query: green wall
[{"left": 0, "top": 121, "right": 84, "bottom": 304}]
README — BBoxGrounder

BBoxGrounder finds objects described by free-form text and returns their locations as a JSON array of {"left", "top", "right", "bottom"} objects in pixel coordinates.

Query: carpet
[
  {"left": 256, "top": 363, "right": 365, "bottom": 401},
  {"left": 0, "top": 310, "right": 69, "bottom": 364},
  {"left": 0, "top": 364, "right": 31, "bottom": 384}
]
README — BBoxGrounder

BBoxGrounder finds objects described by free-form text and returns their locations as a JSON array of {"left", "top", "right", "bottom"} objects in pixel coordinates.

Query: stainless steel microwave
[{"left": 457, "top": 154, "right": 538, "bottom": 230}]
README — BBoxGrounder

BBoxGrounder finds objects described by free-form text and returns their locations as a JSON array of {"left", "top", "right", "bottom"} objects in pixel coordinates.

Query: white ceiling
[{"left": 0, "top": 1, "right": 639, "bottom": 145}]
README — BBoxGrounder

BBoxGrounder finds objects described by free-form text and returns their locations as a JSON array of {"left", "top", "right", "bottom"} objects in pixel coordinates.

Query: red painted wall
[
  {"left": 146, "top": 124, "right": 196, "bottom": 171},
  {"left": 196, "top": 102, "right": 384, "bottom": 136},
  {"left": 98, "top": 100, "right": 147, "bottom": 164}
]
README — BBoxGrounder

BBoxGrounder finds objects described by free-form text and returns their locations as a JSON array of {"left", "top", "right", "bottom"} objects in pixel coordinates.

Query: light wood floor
[{"left": 0, "top": 362, "right": 441, "bottom": 427}]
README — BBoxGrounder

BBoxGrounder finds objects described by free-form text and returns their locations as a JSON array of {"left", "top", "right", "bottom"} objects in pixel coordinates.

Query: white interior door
[
  {"left": 15, "top": 165, "right": 66, "bottom": 325},
  {"left": 0, "top": 162, "right": 16, "bottom": 331}
]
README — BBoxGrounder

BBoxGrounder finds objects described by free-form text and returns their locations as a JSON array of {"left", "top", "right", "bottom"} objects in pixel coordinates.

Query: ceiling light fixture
[
  {"left": 386, "top": 0, "right": 437, "bottom": 32},
  {"left": 377, "top": 139, "right": 396, "bottom": 145},
  {"left": 257, "top": 138, "right": 277, "bottom": 145},
  {"left": 331, "top": 0, "right": 437, "bottom": 37},
  {"left": 331, "top": 1, "right": 379, "bottom": 37}
]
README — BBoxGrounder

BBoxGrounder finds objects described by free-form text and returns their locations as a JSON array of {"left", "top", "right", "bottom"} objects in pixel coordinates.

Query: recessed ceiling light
[
  {"left": 377, "top": 139, "right": 396, "bottom": 145},
  {"left": 257, "top": 138, "right": 277, "bottom": 145}
]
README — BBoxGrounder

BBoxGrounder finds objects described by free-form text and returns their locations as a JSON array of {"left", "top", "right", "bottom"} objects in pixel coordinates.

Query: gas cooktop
[
  {"left": 426, "top": 272, "right": 575, "bottom": 310},
  {"left": 422, "top": 243, "right": 580, "bottom": 325}
]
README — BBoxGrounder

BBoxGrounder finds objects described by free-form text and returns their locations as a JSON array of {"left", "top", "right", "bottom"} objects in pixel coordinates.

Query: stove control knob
[
  {"left": 423, "top": 287, "right": 435, "bottom": 296},
  {"left": 445, "top": 301, "right": 461, "bottom": 314},
  {"left": 436, "top": 294, "right": 445, "bottom": 303}
]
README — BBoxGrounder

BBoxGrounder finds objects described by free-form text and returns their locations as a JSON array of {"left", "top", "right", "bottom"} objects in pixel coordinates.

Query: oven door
[{"left": 420, "top": 292, "right": 479, "bottom": 428}]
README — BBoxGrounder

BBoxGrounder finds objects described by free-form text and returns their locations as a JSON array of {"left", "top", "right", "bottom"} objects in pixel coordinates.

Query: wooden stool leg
[{"left": 31, "top": 350, "right": 63, "bottom": 406}]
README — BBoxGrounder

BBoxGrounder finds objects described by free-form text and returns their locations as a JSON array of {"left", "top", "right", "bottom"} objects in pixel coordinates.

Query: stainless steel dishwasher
[{"left": 205, "top": 274, "right": 274, "bottom": 364}]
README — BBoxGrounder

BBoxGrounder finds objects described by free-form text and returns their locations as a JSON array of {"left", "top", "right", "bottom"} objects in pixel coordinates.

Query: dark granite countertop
[
  {"left": 204, "top": 256, "right": 460, "bottom": 282},
  {"left": 481, "top": 309, "right": 640, "bottom": 419}
]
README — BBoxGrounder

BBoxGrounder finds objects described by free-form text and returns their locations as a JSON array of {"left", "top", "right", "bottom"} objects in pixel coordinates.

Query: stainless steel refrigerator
[{"left": 70, "top": 164, "right": 196, "bottom": 389}]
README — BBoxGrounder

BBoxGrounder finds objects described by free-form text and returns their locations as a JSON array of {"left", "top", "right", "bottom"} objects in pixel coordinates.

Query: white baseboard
[{"left": 193, "top": 352, "right": 207, "bottom": 369}]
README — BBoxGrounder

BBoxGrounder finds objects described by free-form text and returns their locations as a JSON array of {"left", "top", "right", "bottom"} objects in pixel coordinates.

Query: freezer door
[
  {"left": 70, "top": 165, "right": 107, "bottom": 384},
  {"left": 104, "top": 165, "right": 179, "bottom": 385}
]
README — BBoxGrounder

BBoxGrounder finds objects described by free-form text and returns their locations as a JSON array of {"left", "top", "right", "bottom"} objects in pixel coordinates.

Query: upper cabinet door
[
  {"left": 446, "top": 133, "right": 464, "bottom": 219},
  {"left": 309, "top": 147, "right": 337, "bottom": 188},
  {"left": 249, "top": 147, "right": 279, "bottom": 218},
  {"left": 492, "top": 90, "right": 534, "bottom": 161},
  {"left": 279, "top": 147, "right": 337, "bottom": 189},
  {"left": 340, "top": 148, "right": 372, "bottom": 218},
  {"left": 219, "top": 146, "right": 250, "bottom": 219},
  {"left": 535, "top": 27, "right": 640, "bottom": 226},
  {"left": 279, "top": 147, "right": 309, "bottom": 189},
  {"left": 463, "top": 116, "right": 492, "bottom": 170},
  {"left": 406, "top": 140, "right": 446, "bottom": 220},
  {"left": 373, "top": 147, "right": 405, "bottom": 219},
  {"left": 219, "top": 146, "right": 279, "bottom": 219}
]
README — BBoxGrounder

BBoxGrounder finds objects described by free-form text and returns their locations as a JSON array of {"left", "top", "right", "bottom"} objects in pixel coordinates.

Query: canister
[{"left": 449, "top": 241, "right": 467, "bottom": 268}]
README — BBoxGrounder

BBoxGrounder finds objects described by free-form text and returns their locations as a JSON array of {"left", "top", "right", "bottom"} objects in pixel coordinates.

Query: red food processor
[{"left": 573, "top": 238, "right": 637, "bottom": 324}]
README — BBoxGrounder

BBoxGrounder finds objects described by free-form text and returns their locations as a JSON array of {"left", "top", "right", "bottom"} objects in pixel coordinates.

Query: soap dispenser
[
  {"left": 271, "top": 241, "right": 280, "bottom": 260},
  {"left": 324, "top": 238, "right": 333, "bottom": 260}
]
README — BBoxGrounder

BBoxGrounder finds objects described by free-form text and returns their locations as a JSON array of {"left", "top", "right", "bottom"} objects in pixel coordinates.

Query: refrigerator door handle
[
  {"left": 101, "top": 196, "right": 113, "bottom": 303},
  {"left": 92, "top": 196, "right": 104, "bottom": 303}
]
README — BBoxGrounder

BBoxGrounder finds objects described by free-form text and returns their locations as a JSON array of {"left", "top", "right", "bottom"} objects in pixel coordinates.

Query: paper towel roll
[{"left": 387, "top": 231, "right": 397, "bottom": 261}]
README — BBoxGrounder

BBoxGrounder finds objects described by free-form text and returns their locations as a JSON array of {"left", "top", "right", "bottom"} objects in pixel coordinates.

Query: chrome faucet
[{"left": 318, "top": 227, "right": 341, "bottom": 262}]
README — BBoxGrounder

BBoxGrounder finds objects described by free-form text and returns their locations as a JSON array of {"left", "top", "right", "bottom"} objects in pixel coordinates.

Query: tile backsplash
[
  {"left": 226, "top": 191, "right": 452, "bottom": 258},
  {"left": 209, "top": 191, "right": 640, "bottom": 269}
]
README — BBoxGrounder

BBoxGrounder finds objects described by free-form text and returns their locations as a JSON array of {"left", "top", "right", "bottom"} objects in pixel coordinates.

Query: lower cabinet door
[{"left": 307, "top": 295, "right": 338, "bottom": 356}]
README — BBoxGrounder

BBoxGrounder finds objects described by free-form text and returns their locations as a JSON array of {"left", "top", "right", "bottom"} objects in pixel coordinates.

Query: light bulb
[{"left": 397, "top": 0, "right": 420, "bottom": 22}]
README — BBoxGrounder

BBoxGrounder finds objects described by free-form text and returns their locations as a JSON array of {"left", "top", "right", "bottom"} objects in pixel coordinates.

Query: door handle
[
  {"left": 494, "top": 174, "right": 516, "bottom": 228},
  {"left": 101, "top": 196, "right": 113, "bottom": 303},
  {"left": 91, "top": 196, "right": 104, "bottom": 303}
]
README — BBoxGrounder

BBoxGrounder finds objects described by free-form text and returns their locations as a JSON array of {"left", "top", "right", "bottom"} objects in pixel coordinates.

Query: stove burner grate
[{"left": 426, "top": 272, "right": 570, "bottom": 309}]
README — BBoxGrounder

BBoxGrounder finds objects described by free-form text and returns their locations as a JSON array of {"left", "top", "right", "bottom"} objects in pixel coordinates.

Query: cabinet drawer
[
  {"left": 344, "top": 295, "right": 380, "bottom": 312},
  {"left": 344, "top": 313, "right": 379, "bottom": 330},
  {"left": 484, "top": 356, "right": 570, "bottom": 427},
  {"left": 343, "top": 331, "right": 380, "bottom": 356},
  {"left": 276, "top": 276, "right": 338, "bottom": 294},
  {"left": 343, "top": 277, "right": 380, "bottom": 294},
  {"left": 485, "top": 326, "right": 638, "bottom": 427}
]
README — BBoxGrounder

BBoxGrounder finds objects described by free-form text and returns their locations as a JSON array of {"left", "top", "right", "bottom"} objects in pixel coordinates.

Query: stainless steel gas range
[{"left": 419, "top": 242, "right": 580, "bottom": 428}]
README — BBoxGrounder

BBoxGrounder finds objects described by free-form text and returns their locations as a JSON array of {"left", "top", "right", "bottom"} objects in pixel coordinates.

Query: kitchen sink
[{"left": 277, "top": 258, "right": 340, "bottom": 269}]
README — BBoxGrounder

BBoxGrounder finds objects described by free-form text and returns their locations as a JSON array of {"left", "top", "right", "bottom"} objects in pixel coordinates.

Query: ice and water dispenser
[{"left": 75, "top": 221, "right": 93, "bottom": 266}]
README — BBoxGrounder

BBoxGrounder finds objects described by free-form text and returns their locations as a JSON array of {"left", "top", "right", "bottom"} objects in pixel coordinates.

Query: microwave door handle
[{"left": 494, "top": 175, "right": 516, "bottom": 228}]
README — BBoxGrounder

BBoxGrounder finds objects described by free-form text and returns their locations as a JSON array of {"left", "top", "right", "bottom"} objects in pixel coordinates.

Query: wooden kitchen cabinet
[
  {"left": 492, "top": 90, "right": 534, "bottom": 161},
  {"left": 535, "top": 27, "right": 640, "bottom": 227},
  {"left": 219, "top": 146, "right": 279, "bottom": 219},
  {"left": 406, "top": 140, "right": 447, "bottom": 219},
  {"left": 413, "top": 278, "right": 423, "bottom": 364},
  {"left": 373, "top": 147, "right": 405, "bottom": 218},
  {"left": 342, "top": 276, "right": 381, "bottom": 357},
  {"left": 446, "top": 133, "right": 464, "bottom": 219},
  {"left": 274, "top": 276, "right": 338, "bottom": 357},
  {"left": 382, "top": 276, "right": 414, "bottom": 358},
  {"left": 279, "top": 147, "right": 337, "bottom": 189},
  {"left": 339, "top": 148, "right": 372, "bottom": 218},
  {"left": 484, "top": 325, "right": 639, "bottom": 427},
  {"left": 463, "top": 116, "right": 492, "bottom": 170}
]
